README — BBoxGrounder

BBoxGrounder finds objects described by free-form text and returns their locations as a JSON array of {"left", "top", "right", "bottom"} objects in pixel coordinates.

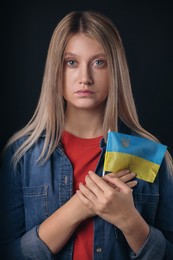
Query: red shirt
[{"left": 62, "top": 131, "right": 102, "bottom": 260}]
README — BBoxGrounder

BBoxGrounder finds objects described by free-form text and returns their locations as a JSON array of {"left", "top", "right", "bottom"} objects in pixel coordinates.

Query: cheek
[
  {"left": 62, "top": 78, "right": 68, "bottom": 99},
  {"left": 63, "top": 72, "right": 72, "bottom": 95},
  {"left": 63, "top": 84, "right": 70, "bottom": 99},
  {"left": 64, "top": 71, "right": 78, "bottom": 93},
  {"left": 65, "top": 69, "right": 77, "bottom": 80},
  {"left": 98, "top": 73, "right": 109, "bottom": 94}
]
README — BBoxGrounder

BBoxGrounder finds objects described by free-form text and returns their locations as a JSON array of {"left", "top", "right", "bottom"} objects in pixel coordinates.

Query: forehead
[{"left": 64, "top": 33, "right": 105, "bottom": 56}]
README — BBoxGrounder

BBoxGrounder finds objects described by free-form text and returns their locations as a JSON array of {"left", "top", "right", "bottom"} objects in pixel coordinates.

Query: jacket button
[{"left": 96, "top": 247, "right": 102, "bottom": 253}]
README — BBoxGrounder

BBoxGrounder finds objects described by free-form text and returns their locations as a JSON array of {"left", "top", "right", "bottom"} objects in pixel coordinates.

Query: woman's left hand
[{"left": 76, "top": 171, "right": 138, "bottom": 231}]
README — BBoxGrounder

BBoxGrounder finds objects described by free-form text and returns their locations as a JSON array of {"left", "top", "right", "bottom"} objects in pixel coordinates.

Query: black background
[{"left": 1, "top": 0, "right": 173, "bottom": 155}]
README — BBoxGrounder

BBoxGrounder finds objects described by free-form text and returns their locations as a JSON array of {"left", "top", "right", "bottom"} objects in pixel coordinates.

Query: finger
[
  {"left": 119, "top": 172, "right": 137, "bottom": 183},
  {"left": 103, "top": 177, "right": 137, "bottom": 190},
  {"left": 104, "top": 171, "right": 136, "bottom": 184},
  {"left": 126, "top": 180, "right": 138, "bottom": 189},
  {"left": 78, "top": 182, "right": 97, "bottom": 203},
  {"left": 85, "top": 175, "right": 104, "bottom": 197},
  {"left": 105, "top": 169, "right": 130, "bottom": 178},
  {"left": 88, "top": 171, "right": 115, "bottom": 193},
  {"left": 76, "top": 189, "right": 95, "bottom": 210},
  {"left": 103, "top": 175, "right": 132, "bottom": 193}
]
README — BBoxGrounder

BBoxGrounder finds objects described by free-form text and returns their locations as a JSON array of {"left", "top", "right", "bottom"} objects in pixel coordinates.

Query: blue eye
[
  {"left": 96, "top": 60, "right": 103, "bottom": 65},
  {"left": 93, "top": 60, "right": 106, "bottom": 67},
  {"left": 66, "top": 60, "right": 77, "bottom": 67}
]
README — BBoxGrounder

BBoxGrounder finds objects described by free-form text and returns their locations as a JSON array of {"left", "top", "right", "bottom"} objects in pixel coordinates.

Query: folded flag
[{"left": 103, "top": 131, "right": 167, "bottom": 183}]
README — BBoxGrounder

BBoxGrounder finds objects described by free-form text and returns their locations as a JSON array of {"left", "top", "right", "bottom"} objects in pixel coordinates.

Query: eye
[
  {"left": 92, "top": 59, "right": 106, "bottom": 68},
  {"left": 65, "top": 60, "right": 77, "bottom": 67}
]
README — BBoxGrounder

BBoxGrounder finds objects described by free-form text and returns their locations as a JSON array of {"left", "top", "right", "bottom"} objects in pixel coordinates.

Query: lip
[{"left": 75, "top": 90, "right": 95, "bottom": 96}]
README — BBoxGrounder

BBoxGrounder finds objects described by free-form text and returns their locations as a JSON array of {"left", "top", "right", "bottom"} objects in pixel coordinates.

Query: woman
[{"left": 1, "top": 11, "right": 173, "bottom": 259}]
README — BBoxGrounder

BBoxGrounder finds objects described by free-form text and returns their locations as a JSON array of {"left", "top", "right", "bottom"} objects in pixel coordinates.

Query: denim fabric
[{"left": 1, "top": 131, "right": 173, "bottom": 259}]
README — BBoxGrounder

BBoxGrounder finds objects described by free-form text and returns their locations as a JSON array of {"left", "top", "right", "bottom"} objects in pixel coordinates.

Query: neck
[{"left": 64, "top": 106, "right": 104, "bottom": 138}]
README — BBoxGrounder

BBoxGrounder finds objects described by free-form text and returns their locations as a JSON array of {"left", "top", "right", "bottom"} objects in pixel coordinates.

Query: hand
[
  {"left": 72, "top": 193, "right": 96, "bottom": 219},
  {"left": 76, "top": 171, "right": 138, "bottom": 230},
  {"left": 75, "top": 169, "right": 137, "bottom": 221}
]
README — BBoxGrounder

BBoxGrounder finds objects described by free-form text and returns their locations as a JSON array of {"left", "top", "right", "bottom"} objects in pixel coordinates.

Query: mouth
[{"left": 75, "top": 90, "right": 95, "bottom": 96}]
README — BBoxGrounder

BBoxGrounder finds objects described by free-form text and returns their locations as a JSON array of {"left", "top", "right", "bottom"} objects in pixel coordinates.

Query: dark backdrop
[{"left": 1, "top": 0, "right": 173, "bottom": 155}]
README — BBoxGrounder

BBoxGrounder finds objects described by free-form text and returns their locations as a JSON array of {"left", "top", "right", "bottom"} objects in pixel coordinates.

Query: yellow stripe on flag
[{"left": 104, "top": 152, "right": 160, "bottom": 183}]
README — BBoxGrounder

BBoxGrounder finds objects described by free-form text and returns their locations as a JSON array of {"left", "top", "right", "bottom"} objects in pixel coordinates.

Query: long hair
[{"left": 7, "top": 11, "right": 173, "bottom": 170}]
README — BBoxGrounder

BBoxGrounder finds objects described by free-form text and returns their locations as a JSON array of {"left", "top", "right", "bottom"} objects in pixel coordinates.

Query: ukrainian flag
[{"left": 103, "top": 131, "right": 167, "bottom": 183}]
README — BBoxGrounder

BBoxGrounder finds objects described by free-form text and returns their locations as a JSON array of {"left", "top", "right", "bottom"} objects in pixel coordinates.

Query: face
[{"left": 63, "top": 33, "right": 109, "bottom": 111}]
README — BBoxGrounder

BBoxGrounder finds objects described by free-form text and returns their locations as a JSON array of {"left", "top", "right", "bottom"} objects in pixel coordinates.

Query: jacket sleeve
[
  {"left": 131, "top": 158, "right": 173, "bottom": 259},
  {"left": 1, "top": 143, "right": 54, "bottom": 260}
]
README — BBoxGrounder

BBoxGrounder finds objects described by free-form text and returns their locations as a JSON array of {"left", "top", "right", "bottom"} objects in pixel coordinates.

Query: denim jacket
[{"left": 1, "top": 130, "right": 173, "bottom": 260}]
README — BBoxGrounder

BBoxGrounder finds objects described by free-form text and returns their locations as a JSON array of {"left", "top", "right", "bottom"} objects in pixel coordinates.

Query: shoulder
[{"left": 1, "top": 134, "right": 47, "bottom": 165}]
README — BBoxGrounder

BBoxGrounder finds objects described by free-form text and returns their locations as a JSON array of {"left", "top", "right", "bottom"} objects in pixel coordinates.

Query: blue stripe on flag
[{"left": 106, "top": 132, "right": 167, "bottom": 165}]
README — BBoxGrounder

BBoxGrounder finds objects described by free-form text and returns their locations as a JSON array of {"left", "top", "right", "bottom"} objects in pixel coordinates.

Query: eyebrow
[{"left": 64, "top": 52, "right": 106, "bottom": 59}]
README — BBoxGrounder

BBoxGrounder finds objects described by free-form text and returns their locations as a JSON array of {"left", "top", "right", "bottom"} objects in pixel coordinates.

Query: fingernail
[{"left": 131, "top": 172, "right": 135, "bottom": 177}]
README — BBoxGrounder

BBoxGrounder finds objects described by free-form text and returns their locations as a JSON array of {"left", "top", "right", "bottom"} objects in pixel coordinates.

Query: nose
[{"left": 79, "top": 64, "right": 93, "bottom": 86}]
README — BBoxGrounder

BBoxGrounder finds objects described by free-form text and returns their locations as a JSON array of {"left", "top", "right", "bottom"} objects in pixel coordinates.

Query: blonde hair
[{"left": 7, "top": 11, "right": 173, "bottom": 170}]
